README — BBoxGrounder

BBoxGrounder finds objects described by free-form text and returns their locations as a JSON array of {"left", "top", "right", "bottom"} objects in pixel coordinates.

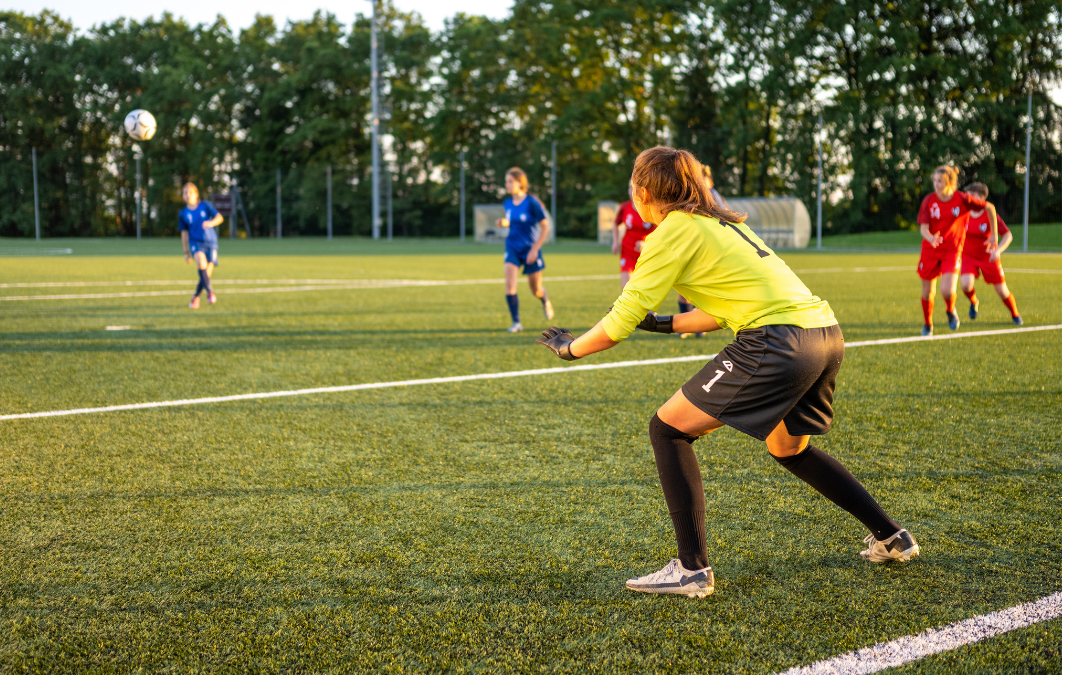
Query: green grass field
[
  {"left": 815, "top": 223, "right": 1061, "bottom": 252},
  {"left": 0, "top": 240, "right": 1061, "bottom": 673}
]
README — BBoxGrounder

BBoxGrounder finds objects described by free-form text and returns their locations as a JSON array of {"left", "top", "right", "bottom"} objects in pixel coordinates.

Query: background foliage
[{"left": 0, "top": 0, "right": 1060, "bottom": 238}]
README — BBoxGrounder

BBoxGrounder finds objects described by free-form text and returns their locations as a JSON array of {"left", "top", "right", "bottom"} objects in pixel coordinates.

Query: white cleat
[
  {"left": 507, "top": 322, "right": 523, "bottom": 333},
  {"left": 542, "top": 298, "right": 554, "bottom": 320},
  {"left": 860, "top": 529, "right": 920, "bottom": 562},
  {"left": 625, "top": 559, "right": 714, "bottom": 598}
]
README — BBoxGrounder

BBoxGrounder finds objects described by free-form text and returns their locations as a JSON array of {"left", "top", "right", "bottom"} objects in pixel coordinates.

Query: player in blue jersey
[
  {"left": 178, "top": 182, "right": 223, "bottom": 309},
  {"left": 496, "top": 167, "right": 554, "bottom": 332}
]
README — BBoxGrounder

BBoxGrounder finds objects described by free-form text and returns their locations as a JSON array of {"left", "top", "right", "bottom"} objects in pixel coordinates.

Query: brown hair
[
  {"left": 505, "top": 167, "right": 529, "bottom": 192},
  {"left": 631, "top": 147, "right": 745, "bottom": 222},
  {"left": 962, "top": 182, "right": 988, "bottom": 199},
  {"left": 701, "top": 164, "right": 713, "bottom": 187},
  {"left": 932, "top": 165, "right": 960, "bottom": 189}
]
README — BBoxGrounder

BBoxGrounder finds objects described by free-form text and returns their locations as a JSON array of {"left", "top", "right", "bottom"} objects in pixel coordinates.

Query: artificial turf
[{"left": 0, "top": 241, "right": 1061, "bottom": 673}]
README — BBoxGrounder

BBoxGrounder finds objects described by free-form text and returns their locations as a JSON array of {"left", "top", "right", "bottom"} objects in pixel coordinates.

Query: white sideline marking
[
  {"left": 0, "top": 275, "right": 619, "bottom": 301},
  {"left": 104, "top": 326, "right": 131, "bottom": 331},
  {"left": 1, "top": 266, "right": 1060, "bottom": 296},
  {"left": 0, "top": 324, "right": 1059, "bottom": 422},
  {"left": 777, "top": 592, "right": 1061, "bottom": 675}
]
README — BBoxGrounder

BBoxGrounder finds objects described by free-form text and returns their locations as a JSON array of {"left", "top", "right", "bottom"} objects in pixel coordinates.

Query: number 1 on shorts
[{"left": 702, "top": 370, "right": 726, "bottom": 392}]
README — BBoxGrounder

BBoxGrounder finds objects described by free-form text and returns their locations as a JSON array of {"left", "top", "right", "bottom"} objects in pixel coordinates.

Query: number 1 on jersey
[{"left": 720, "top": 220, "right": 770, "bottom": 258}]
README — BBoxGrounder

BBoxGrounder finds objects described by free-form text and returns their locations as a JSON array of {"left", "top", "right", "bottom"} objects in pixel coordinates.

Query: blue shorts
[
  {"left": 190, "top": 242, "right": 218, "bottom": 265},
  {"left": 504, "top": 244, "right": 545, "bottom": 274}
]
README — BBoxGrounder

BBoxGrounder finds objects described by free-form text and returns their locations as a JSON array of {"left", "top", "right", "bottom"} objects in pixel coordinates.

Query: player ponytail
[
  {"left": 932, "top": 165, "right": 960, "bottom": 190},
  {"left": 632, "top": 147, "right": 746, "bottom": 223},
  {"left": 962, "top": 182, "right": 988, "bottom": 199}
]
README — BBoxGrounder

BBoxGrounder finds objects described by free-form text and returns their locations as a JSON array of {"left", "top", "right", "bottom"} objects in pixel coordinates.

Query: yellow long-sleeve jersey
[{"left": 602, "top": 211, "right": 837, "bottom": 341}]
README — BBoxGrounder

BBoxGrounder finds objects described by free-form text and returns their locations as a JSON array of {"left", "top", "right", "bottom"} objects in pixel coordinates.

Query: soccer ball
[{"left": 124, "top": 109, "right": 157, "bottom": 141}]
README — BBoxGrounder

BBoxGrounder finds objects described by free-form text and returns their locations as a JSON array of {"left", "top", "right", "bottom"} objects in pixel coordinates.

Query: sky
[{"left": 6, "top": 0, "right": 511, "bottom": 32}]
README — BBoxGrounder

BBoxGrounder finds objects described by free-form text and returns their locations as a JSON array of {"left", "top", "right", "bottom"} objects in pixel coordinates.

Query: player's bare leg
[
  {"left": 993, "top": 282, "right": 1022, "bottom": 324},
  {"left": 960, "top": 273, "right": 979, "bottom": 319},
  {"left": 527, "top": 270, "right": 553, "bottom": 320},
  {"left": 206, "top": 261, "right": 217, "bottom": 304},
  {"left": 620, "top": 272, "right": 630, "bottom": 288},
  {"left": 940, "top": 271, "right": 959, "bottom": 330},
  {"left": 920, "top": 278, "right": 936, "bottom": 335},
  {"left": 504, "top": 263, "right": 522, "bottom": 331}
]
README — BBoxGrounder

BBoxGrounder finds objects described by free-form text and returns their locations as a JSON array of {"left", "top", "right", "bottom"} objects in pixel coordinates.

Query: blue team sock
[
  {"left": 193, "top": 278, "right": 204, "bottom": 297},
  {"left": 198, "top": 268, "right": 213, "bottom": 296},
  {"left": 506, "top": 294, "right": 520, "bottom": 323},
  {"left": 678, "top": 300, "right": 693, "bottom": 314}
]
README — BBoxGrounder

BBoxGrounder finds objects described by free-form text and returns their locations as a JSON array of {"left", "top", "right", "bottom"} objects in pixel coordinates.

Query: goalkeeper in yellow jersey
[{"left": 537, "top": 147, "right": 917, "bottom": 599}]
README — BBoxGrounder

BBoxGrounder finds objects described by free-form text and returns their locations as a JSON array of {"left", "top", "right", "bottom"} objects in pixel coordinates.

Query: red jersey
[
  {"left": 615, "top": 201, "right": 656, "bottom": 251},
  {"left": 961, "top": 210, "right": 1008, "bottom": 260},
  {"left": 917, "top": 191, "right": 987, "bottom": 254}
]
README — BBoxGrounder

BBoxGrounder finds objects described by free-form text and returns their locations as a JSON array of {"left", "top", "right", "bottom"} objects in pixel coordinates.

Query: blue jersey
[
  {"left": 503, "top": 195, "right": 546, "bottom": 249},
  {"left": 179, "top": 201, "right": 220, "bottom": 245}
]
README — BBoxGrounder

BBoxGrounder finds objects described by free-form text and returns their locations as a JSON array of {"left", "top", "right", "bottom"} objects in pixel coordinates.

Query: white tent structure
[{"left": 722, "top": 197, "right": 811, "bottom": 249}]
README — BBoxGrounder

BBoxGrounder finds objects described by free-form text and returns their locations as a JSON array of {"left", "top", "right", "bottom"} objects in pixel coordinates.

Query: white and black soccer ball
[{"left": 124, "top": 109, "right": 157, "bottom": 141}]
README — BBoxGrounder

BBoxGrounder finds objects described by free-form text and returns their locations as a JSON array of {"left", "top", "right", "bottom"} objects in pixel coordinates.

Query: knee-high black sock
[
  {"left": 649, "top": 414, "right": 708, "bottom": 571},
  {"left": 774, "top": 445, "right": 901, "bottom": 540},
  {"left": 198, "top": 268, "right": 213, "bottom": 296},
  {"left": 193, "top": 278, "right": 204, "bottom": 297}
]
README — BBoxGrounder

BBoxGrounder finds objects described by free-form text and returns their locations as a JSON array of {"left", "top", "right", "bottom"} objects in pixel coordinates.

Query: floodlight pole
[
  {"left": 370, "top": 0, "right": 382, "bottom": 239},
  {"left": 32, "top": 147, "right": 40, "bottom": 241},
  {"left": 459, "top": 149, "right": 465, "bottom": 242},
  {"left": 276, "top": 168, "right": 282, "bottom": 238},
  {"left": 815, "top": 115, "right": 823, "bottom": 250},
  {"left": 551, "top": 141, "right": 557, "bottom": 244},
  {"left": 387, "top": 165, "right": 393, "bottom": 241},
  {"left": 1022, "top": 92, "right": 1032, "bottom": 253},
  {"left": 327, "top": 165, "right": 333, "bottom": 240},
  {"left": 135, "top": 153, "right": 142, "bottom": 240}
]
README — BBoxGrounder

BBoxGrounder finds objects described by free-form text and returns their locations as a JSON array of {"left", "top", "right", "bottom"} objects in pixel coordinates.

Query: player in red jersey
[
  {"left": 958, "top": 182, "right": 1022, "bottom": 325},
  {"left": 613, "top": 189, "right": 657, "bottom": 287},
  {"left": 916, "top": 165, "right": 999, "bottom": 335}
]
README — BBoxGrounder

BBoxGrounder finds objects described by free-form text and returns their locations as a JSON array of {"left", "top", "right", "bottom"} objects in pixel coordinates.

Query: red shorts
[
  {"left": 917, "top": 247, "right": 961, "bottom": 280},
  {"left": 960, "top": 255, "right": 1005, "bottom": 284},
  {"left": 619, "top": 239, "right": 645, "bottom": 273}
]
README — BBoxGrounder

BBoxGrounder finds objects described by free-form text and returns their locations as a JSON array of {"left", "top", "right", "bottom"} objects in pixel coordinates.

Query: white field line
[
  {"left": 0, "top": 275, "right": 619, "bottom": 301},
  {"left": 777, "top": 592, "right": 1061, "bottom": 675},
  {"left": 2, "top": 266, "right": 1060, "bottom": 293},
  {"left": 0, "top": 324, "right": 1059, "bottom": 422}
]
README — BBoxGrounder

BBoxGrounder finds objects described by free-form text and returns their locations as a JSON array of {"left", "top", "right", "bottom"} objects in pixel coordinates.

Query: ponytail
[
  {"left": 632, "top": 147, "right": 746, "bottom": 223},
  {"left": 932, "top": 165, "right": 960, "bottom": 190}
]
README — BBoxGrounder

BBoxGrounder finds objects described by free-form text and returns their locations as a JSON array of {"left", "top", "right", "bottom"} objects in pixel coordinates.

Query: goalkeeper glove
[
  {"left": 536, "top": 326, "right": 579, "bottom": 361},
  {"left": 636, "top": 311, "right": 674, "bottom": 333}
]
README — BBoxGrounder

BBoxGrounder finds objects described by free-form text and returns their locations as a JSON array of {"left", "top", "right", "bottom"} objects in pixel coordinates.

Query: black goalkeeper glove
[
  {"left": 536, "top": 326, "right": 579, "bottom": 361},
  {"left": 636, "top": 311, "right": 675, "bottom": 333}
]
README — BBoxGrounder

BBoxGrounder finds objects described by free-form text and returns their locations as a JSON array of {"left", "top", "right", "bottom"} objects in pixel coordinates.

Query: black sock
[
  {"left": 193, "top": 278, "right": 204, "bottom": 297},
  {"left": 506, "top": 294, "right": 520, "bottom": 323},
  {"left": 649, "top": 414, "right": 708, "bottom": 571},
  {"left": 678, "top": 299, "right": 692, "bottom": 314},
  {"left": 774, "top": 445, "right": 901, "bottom": 540},
  {"left": 198, "top": 268, "right": 213, "bottom": 296}
]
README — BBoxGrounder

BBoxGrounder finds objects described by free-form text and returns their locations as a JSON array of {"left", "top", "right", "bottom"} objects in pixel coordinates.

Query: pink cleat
[
  {"left": 208, "top": 292, "right": 217, "bottom": 305},
  {"left": 189, "top": 296, "right": 200, "bottom": 309}
]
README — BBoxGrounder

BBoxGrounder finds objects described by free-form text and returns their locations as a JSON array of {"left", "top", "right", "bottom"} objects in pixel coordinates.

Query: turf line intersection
[{"left": 2, "top": 324, "right": 1059, "bottom": 421}]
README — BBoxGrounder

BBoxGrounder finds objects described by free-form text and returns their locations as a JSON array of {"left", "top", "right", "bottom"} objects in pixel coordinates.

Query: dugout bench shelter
[{"left": 596, "top": 197, "right": 811, "bottom": 250}]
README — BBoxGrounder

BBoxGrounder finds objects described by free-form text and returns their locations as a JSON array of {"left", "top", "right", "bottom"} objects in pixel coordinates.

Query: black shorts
[{"left": 680, "top": 324, "right": 844, "bottom": 441}]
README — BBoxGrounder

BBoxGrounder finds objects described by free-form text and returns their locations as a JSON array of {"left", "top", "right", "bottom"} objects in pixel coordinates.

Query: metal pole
[
  {"left": 816, "top": 114, "right": 823, "bottom": 250},
  {"left": 276, "top": 168, "right": 282, "bottom": 238},
  {"left": 32, "top": 147, "right": 40, "bottom": 241},
  {"left": 387, "top": 165, "right": 393, "bottom": 241},
  {"left": 1022, "top": 93, "right": 1032, "bottom": 253},
  {"left": 370, "top": 0, "right": 381, "bottom": 239},
  {"left": 327, "top": 165, "right": 333, "bottom": 240},
  {"left": 135, "top": 154, "right": 142, "bottom": 240},
  {"left": 551, "top": 141, "right": 557, "bottom": 244},
  {"left": 459, "top": 149, "right": 465, "bottom": 242}
]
